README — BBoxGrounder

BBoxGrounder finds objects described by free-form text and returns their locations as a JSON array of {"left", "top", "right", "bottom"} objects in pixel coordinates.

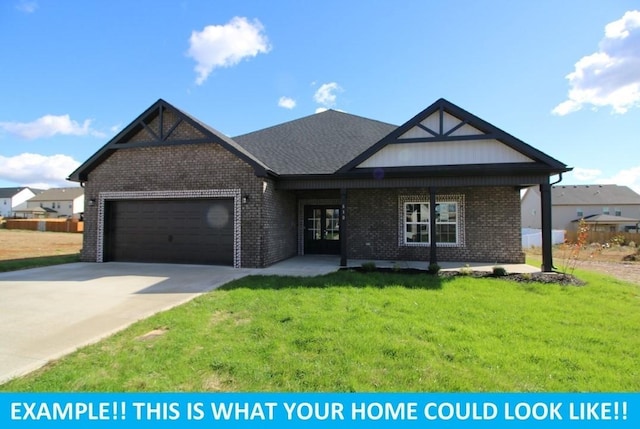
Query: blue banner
[{"left": 1, "top": 393, "right": 637, "bottom": 428}]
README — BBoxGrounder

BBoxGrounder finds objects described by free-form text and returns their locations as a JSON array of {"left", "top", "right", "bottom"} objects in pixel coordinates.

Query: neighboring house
[
  {"left": 68, "top": 98, "right": 570, "bottom": 271},
  {"left": 23, "top": 187, "right": 85, "bottom": 218},
  {"left": 522, "top": 184, "right": 640, "bottom": 232},
  {"left": 0, "top": 187, "right": 38, "bottom": 218}
]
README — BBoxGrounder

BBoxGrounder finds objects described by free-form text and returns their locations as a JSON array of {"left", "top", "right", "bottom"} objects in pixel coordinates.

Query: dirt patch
[
  {"left": 526, "top": 245, "right": 640, "bottom": 285},
  {"left": 0, "top": 229, "right": 82, "bottom": 261},
  {"left": 570, "top": 259, "right": 640, "bottom": 285},
  {"left": 135, "top": 328, "right": 169, "bottom": 342}
]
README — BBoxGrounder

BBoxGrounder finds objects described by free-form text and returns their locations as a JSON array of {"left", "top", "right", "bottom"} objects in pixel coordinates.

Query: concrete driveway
[{"left": 0, "top": 262, "right": 253, "bottom": 384}]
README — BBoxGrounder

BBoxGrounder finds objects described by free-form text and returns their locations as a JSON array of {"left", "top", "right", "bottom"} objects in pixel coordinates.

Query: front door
[{"left": 304, "top": 206, "right": 341, "bottom": 254}]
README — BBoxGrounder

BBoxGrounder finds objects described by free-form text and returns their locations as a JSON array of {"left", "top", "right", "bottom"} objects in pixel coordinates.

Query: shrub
[
  {"left": 611, "top": 235, "right": 626, "bottom": 246},
  {"left": 459, "top": 264, "right": 473, "bottom": 276},
  {"left": 428, "top": 263, "right": 441, "bottom": 274},
  {"left": 361, "top": 262, "right": 377, "bottom": 272},
  {"left": 492, "top": 266, "right": 508, "bottom": 277}
]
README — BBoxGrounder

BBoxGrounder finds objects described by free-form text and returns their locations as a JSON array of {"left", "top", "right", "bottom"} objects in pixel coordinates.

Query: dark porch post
[
  {"left": 340, "top": 188, "right": 348, "bottom": 267},
  {"left": 540, "top": 181, "right": 553, "bottom": 272},
  {"left": 429, "top": 187, "right": 437, "bottom": 265}
]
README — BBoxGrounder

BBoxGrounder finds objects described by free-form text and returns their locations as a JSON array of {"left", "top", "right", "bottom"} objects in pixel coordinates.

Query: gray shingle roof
[
  {"left": 0, "top": 187, "right": 28, "bottom": 199},
  {"left": 29, "top": 187, "right": 84, "bottom": 202},
  {"left": 573, "top": 214, "right": 640, "bottom": 223},
  {"left": 233, "top": 109, "right": 397, "bottom": 175},
  {"left": 552, "top": 184, "right": 640, "bottom": 205}
]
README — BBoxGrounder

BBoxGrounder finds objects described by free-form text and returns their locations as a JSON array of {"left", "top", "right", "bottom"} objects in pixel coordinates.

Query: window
[
  {"left": 602, "top": 207, "right": 610, "bottom": 215},
  {"left": 401, "top": 195, "right": 464, "bottom": 246},
  {"left": 576, "top": 208, "right": 583, "bottom": 217},
  {"left": 615, "top": 208, "right": 621, "bottom": 216},
  {"left": 405, "top": 203, "right": 429, "bottom": 243}
]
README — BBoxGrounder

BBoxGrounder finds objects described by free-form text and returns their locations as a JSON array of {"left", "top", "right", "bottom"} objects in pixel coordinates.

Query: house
[
  {"left": 68, "top": 98, "right": 570, "bottom": 271},
  {"left": 521, "top": 184, "right": 640, "bottom": 232},
  {"left": 0, "top": 187, "right": 38, "bottom": 218},
  {"left": 21, "top": 187, "right": 85, "bottom": 219}
]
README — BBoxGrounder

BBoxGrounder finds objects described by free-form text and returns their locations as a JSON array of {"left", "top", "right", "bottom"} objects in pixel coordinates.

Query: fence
[
  {"left": 564, "top": 230, "right": 639, "bottom": 245},
  {"left": 5, "top": 219, "right": 84, "bottom": 233},
  {"left": 521, "top": 228, "right": 566, "bottom": 248}
]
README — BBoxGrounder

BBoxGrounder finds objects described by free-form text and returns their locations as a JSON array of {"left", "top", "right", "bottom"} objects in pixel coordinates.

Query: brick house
[{"left": 68, "top": 98, "right": 570, "bottom": 271}]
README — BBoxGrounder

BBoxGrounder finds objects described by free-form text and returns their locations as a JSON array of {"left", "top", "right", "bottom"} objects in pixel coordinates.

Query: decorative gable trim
[
  {"left": 338, "top": 98, "right": 569, "bottom": 174},
  {"left": 68, "top": 99, "right": 272, "bottom": 183}
]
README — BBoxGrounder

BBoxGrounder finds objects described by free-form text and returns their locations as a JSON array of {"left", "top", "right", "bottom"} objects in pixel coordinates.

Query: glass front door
[{"left": 304, "top": 206, "right": 341, "bottom": 254}]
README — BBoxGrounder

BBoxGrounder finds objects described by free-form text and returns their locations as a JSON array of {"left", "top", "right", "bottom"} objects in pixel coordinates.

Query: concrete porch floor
[{"left": 261, "top": 255, "right": 540, "bottom": 275}]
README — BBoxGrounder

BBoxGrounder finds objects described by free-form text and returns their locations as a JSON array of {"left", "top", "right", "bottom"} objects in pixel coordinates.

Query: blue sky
[{"left": 1, "top": 0, "right": 639, "bottom": 192}]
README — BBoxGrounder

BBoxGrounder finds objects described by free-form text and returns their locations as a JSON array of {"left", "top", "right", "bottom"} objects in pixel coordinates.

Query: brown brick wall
[
  {"left": 260, "top": 180, "right": 297, "bottom": 266},
  {"left": 82, "top": 142, "right": 266, "bottom": 267},
  {"left": 346, "top": 187, "right": 524, "bottom": 263}
]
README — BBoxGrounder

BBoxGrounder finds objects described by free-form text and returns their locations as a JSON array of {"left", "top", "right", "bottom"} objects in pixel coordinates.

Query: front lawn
[{"left": 1, "top": 269, "right": 638, "bottom": 392}]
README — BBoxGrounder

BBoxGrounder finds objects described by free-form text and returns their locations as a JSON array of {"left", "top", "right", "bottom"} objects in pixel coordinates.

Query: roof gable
[
  {"left": 68, "top": 99, "right": 270, "bottom": 182},
  {"left": 339, "top": 98, "right": 569, "bottom": 174}
]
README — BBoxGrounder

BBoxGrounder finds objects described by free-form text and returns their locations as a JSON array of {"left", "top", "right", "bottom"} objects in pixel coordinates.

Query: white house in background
[
  {"left": 522, "top": 184, "right": 640, "bottom": 232},
  {"left": 0, "top": 187, "right": 39, "bottom": 217},
  {"left": 21, "top": 187, "right": 85, "bottom": 218}
]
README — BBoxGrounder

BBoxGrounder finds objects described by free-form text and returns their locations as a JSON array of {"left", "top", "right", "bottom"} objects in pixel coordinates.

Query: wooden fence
[
  {"left": 564, "top": 230, "right": 639, "bottom": 245},
  {"left": 4, "top": 219, "right": 84, "bottom": 233}
]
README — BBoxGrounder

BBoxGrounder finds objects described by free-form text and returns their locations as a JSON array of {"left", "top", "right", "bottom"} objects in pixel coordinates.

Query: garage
[{"left": 104, "top": 199, "right": 234, "bottom": 265}]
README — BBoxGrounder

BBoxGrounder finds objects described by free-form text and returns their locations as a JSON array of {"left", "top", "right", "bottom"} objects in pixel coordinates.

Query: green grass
[
  {"left": 1, "top": 269, "right": 639, "bottom": 392},
  {"left": 0, "top": 254, "right": 80, "bottom": 273}
]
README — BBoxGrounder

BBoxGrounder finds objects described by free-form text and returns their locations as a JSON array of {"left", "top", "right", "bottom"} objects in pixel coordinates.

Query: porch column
[
  {"left": 340, "top": 188, "right": 348, "bottom": 267},
  {"left": 429, "top": 187, "right": 437, "bottom": 265},
  {"left": 540, "top": 181, "right": 553, "bottom": 272}
]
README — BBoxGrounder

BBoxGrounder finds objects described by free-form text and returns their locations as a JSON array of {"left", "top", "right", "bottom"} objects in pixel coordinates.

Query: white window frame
[{"left": 399, "top": 194, "right": 465, "bottom": 247}]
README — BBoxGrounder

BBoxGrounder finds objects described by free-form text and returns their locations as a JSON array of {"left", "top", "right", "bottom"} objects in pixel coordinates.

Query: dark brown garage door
[{"left": 104, "top": 199, "right": 234, "bottom": 265}]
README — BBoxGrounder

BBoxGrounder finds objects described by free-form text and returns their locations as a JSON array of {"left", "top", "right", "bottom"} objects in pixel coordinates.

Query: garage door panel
[{"left": 106, "top": 199, "right": 234, "bottom": 265}]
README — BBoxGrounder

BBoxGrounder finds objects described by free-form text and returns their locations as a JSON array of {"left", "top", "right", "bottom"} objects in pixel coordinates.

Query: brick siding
[
  {"left": 346, "top": 187, "right": 524, "bottom": 263},
  {"left": 260, "top": 179, "right": 298, "bottom": 266},
  {"left": 82, "top": 141, "right": 267, "bottom": 267}
]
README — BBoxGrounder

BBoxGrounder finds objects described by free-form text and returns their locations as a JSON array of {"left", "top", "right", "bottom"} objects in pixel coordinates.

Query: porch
[{"left": 259, "top": 255, "right": 540, "bottom": 276}]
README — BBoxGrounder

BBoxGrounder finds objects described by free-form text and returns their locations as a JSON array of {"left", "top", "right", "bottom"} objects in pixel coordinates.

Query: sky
[{"left": 1, "top": 0, "right": 639, "bottom": 192}]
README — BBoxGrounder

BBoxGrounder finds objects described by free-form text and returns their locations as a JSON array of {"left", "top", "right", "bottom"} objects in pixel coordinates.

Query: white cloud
[
  {"left": 596, "top": 165, "right": 640, "bottom": 195},
  {"left": 313, "top": 82, "right": 343, "bottom": 108},
  {"left": 278, "top": 96, "right": 296, "bottom": 109},
  {"left": 0, "top": 114, "right": 105, "bottom": 139},
  {"left": 187, "top": 17, "right": 271, "bottom": 85},
  {"left": 0, "top": 153, "right": 80, "bottom": 188},
  {"left": 315, "top": 107, "right": 329, "bottom": 114},
  {"left": 16, "top": 1, "right": 37, "bottom": 13},
  {"left": 572, "top": 167, "right": 603, "bottom": 181},
  {"left": 553, "top": 10, "right": 640, "bottom": 115}
]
